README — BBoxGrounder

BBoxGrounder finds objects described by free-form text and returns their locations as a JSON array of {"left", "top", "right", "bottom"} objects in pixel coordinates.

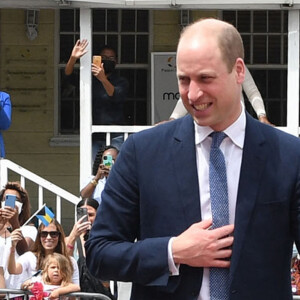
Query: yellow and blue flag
[{"left": 36, "top": 206, "right": 55, "bottom": 226}]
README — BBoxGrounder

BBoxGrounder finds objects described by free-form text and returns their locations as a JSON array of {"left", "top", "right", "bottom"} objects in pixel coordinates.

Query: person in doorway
[
  {"left": 86, "top": 18, "right": 300, "bottom": 300},
  {"left": 0, "top": 91, "right": 12, "bottom": 158},
  {"left": 65, "top": 41, "right": 129, "bottom": 156}
]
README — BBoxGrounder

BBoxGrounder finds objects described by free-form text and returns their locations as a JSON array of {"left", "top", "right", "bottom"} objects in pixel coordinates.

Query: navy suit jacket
[{"left": 86, "top": 113, "right": 300, "bottom": 300}]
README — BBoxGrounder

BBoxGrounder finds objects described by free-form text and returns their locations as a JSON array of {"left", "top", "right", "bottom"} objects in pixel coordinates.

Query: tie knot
[{"left": 211, "top": 131, "right": 227, "bottom": 149}]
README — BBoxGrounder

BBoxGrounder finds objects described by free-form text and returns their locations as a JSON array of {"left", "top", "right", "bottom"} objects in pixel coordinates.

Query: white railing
[{"left": 0, "top": 158, "right": 80, "bottom": 224}]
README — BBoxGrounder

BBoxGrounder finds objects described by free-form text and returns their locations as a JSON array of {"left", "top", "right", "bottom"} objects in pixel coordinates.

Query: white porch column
[
  {"left": 287, "top": 10, "right": 300, "bottom": 137},
  {"left": 80, "top": 8, "right": 92, "bottom": 189}
]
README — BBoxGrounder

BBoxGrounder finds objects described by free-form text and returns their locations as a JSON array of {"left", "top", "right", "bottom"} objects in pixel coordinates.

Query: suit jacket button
[{"left": 231, "top": 289, "right": 237, "bottom": 294}]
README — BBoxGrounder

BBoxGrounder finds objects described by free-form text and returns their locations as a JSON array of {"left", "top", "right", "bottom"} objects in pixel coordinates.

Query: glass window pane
[
  {"left": 107, "top": 10, "right": 118, "bottom": 31},
  {"left": 268, "top": 35, "right": 281, "bottom": 64},
  {"left": 107, "top": 35, "right": 118, "bottom": 56},
  {"left": 241, "top": 35, "right": 250, "bottom": 64},
  {"left": 223, "top": 11, "right": 236, "bottom": 27},
  {"left": 253, "top": 35, "right": 267, "bottom": 63},
  {"left": 251, "top": 70, "right": 266, "bottom": 98},
  {"left": 137, "top": 10, "right": 148, "bottom": 32},
  {"left": 93, "top": 9, "right": 106, "bottom": 31},
  {"left": 283, "top": 35, "right": 288, "bottom": 65},
  {"left": 60, "top": 9, "right": 74, "bottom": 32},
  {"left": 136, "top": 35, "right": 148, "bottom": 63},
  {"left": 121, "top": 35, "right": 135, "bottom": 63},
  {"left": 237, "top": 11, "right": 251, "bottom": 32},
  {"left": 269, "top": 11, "right": 281, "bottom": 33},
  {"left": 253, "top": 11, "right": 267, "bottom": 32},
  {"left": 122, "top": 10, "right": 135, "bottom": 32},
  {"left": 75, "top": 9, "right": 80, "bottom": 32},
  {"left": 60, "top": 35, "right": 77, "bottom": 63},
  {"left": 283, "top": 11, "right": 288, "bottom": 32},
  {"left": 93, "top": 35, "right": 106, "bottom": 55},
  {"left": 268, "top": 70, "right": 282, "bottom": 98},
  {"left": 136, "top": 69, "right": 147, "bottom": 97}
]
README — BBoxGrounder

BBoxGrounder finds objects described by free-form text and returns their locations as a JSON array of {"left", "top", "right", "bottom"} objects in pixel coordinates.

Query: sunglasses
[{"left": 40, "top": 231, "right": 60, "bottom": 239}]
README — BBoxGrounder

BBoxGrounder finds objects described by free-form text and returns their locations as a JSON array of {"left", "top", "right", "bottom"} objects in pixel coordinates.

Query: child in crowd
[{"left": 21, "top": 253, "right": 80, "bottom": 299}]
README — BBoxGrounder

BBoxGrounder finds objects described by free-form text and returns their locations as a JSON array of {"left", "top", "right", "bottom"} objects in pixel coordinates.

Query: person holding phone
[
  {"left": 0, "top": 181, "right": 37, "bottom": 298},
  {"left": 65, "top": 198, "right": 115, "bottom": 299},
  {"left": 80, "top": 145, "right": 119, "bottom": 205}
]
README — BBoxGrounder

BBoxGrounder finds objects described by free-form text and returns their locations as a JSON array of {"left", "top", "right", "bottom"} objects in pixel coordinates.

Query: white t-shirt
[
  {"left": 1, "top": 225, "right": 38, "bottom": 291},
  {"left": 80, "top": 175, "right": 106, "bottom": 205},
  {"left": 17, "top": 251, "right": 80, "bottom": 285}
]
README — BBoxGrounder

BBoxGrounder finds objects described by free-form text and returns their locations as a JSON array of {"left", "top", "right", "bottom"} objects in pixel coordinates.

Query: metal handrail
[{"left": 0, "top": 288, "right": 112, "bottom": 300}]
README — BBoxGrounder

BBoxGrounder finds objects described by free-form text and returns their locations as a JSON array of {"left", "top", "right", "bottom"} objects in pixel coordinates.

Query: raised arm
[{"left": 65, "top": 39, "right": 88, "bottom": 76}]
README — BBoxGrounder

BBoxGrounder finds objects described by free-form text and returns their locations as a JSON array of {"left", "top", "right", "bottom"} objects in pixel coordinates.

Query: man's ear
[{"left": 235, "top": 58, "right": 245, "bottom": 84}]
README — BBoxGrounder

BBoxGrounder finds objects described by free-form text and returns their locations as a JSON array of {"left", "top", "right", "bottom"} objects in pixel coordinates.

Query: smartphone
[
  {"left": 77, "top": 207, "right": 88, "bottom": 222},
  {"left": 5, "top": 194, "right": 16, "bottom": 208},
  {"left": 93, "top": 55, "right": 102, "bottom": 67},
  {"left": 103, "top": 154, "right": 113, "bottom": 168}
]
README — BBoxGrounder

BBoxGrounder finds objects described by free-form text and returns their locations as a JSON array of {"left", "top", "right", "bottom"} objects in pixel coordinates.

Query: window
[
  {"left": 58, "top": 9, "right": 149, "bottom": 134},
  {"left": 223, "top": 10, "right": 288, "bottom": 126}
]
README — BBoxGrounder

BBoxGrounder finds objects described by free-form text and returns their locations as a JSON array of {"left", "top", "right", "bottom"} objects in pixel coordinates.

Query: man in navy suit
[{"left": 86, "top": 18, "right": 300, "bottom": 300}]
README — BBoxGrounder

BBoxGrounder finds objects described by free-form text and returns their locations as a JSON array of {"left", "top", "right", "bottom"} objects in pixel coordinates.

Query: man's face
[
  {"left": 100, "top": 48, "right": 117, "bottom": 63},
  {"left": 177, "top": 32, "right": 244, "bottom": 131}
]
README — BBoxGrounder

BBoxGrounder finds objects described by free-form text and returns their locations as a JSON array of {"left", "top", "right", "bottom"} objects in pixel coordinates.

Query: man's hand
[
  {"left": 71, "top": 39, "right": 88, "bottom": 60},
  {"left": 172, "top": 219, "right": 234, "bottom": 268},
  {"left": 91, "top": 63, "right": 107, "bottom": 82}
]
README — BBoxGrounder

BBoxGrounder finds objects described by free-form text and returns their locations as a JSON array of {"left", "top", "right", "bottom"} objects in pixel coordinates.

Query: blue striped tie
[{"left": 209, "top": 131, "right": 230, "bottom": 300}]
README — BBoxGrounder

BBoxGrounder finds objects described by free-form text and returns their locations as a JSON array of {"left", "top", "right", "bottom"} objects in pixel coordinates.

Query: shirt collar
[{"left": 194, "top": 102, "right": 246, "bottom": 149}]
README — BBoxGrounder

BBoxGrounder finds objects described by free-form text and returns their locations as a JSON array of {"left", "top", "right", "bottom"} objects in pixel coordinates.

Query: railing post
[{"left": 0, "top": 158, "right": 8, "bottom": 188}]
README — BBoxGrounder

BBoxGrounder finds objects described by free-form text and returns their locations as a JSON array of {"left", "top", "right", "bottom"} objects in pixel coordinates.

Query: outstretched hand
[
  {"left": 71, "top": 39, "right": 88, "bottom": 60},
  {"left": 172, "top": 219, "right": 234, "bottom": 268}
]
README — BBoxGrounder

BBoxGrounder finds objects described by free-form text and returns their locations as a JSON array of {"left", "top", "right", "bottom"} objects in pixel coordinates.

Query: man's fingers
[{"left": 213, "top": 224, "right": 234, "bottom": 238}]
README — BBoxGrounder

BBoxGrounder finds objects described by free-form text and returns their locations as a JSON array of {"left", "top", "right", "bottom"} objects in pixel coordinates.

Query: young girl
[{"left": 22, "top": 253, "right": 80, "bottom": 299}]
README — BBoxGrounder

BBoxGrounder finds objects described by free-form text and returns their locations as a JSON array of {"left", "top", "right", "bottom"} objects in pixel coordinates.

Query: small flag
[{"left": 36, "top": 206, "right": 55, "bottom": 226}]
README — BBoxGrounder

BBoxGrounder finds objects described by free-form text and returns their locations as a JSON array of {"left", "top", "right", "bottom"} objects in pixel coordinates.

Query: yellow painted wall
[{"left": 0, "top": 9, "right": 79, "bottom": 232}]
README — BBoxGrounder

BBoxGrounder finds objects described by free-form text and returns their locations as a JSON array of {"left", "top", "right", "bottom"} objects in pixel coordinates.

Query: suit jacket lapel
[
  {"left": 230, "top": 113, "right": 268, "bottom": 280},
  {"left": 170, "top": 115, "right": 202, "bottom": 227}
]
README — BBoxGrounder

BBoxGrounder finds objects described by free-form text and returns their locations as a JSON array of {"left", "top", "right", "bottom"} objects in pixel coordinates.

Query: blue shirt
[
  {"left": 92, "top": 72, "right": 129, "bottom": 125},
  {"left": 0, "top": 92, "right": 12, "bottom": 157}
]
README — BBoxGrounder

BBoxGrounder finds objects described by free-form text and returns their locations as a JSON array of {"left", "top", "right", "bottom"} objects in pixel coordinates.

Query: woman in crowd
[
  {"left": 8, "top": 219, "right": 79, "bottom": 288},
  {"left": 66, "top": 198, "right": 114, "bottom": 299},
  {"left": 0, "top": 182, "right": 36, "bottom": 254},
  {"left": 0, "top": 182, "right": 37, "bottom": 297},
  {"left": 80, "top": 145, "right": 119, "bottom": 205},
  {"left": 21, "top": 253, "right": 80, "bottom": 299}
]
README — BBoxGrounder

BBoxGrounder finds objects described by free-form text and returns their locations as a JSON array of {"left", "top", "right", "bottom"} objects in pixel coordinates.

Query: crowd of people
[{"left": 0, "top": 142, "right": 118, "bottom": 299}]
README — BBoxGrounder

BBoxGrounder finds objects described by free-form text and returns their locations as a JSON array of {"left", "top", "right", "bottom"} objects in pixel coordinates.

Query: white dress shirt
[{"left": 168, "top": 106, "right": 246, "bottom": 300}]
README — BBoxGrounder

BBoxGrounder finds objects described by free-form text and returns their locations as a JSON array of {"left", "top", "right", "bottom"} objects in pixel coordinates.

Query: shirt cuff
[{"left": 168, "top": 237, "right": 180, "bottom": 276}]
